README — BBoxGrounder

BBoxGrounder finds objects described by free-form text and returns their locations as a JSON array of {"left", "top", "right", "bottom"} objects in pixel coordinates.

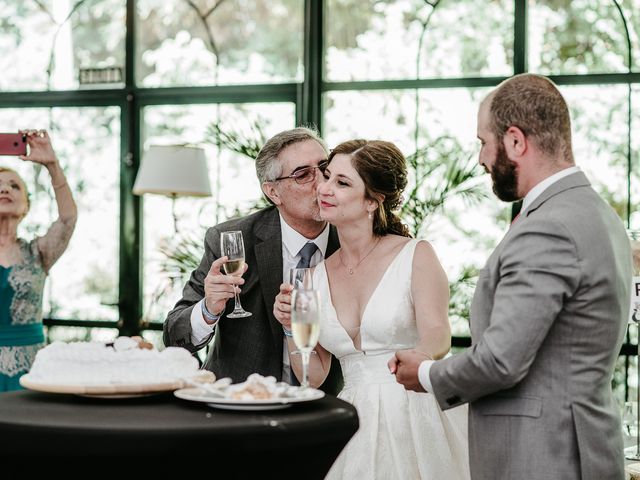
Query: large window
[
  {"left": 136, "top": 0, "right": 304, "bottom": 87},
  {"left": 0, "top": 0, "right": 638, "bottom": 400},
  {"left": 326, "top": 0, "right": 515, "bottom": 81},
  {"left": 0, "top": 0, "right": 126, "bottom": 92}
]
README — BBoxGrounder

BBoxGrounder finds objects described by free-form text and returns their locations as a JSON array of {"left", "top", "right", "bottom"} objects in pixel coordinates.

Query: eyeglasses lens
[{"left": 294, "top": 168, "right": 314, "bottom": 184}]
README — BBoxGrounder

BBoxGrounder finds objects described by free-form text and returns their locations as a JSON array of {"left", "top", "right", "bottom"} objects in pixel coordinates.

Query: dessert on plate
[{"left": 221, "top": 373, "right": 315, "bottom": 400}]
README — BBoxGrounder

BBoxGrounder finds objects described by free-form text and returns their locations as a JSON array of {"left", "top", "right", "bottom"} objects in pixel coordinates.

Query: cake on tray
[{"left": 27, "top": 336, "right": 201, "bottom": 386}]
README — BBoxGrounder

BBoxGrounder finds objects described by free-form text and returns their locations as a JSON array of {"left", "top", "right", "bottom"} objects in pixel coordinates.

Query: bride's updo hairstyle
[{"left": 327, "top": 139, "right": 411, "bottom": 238}]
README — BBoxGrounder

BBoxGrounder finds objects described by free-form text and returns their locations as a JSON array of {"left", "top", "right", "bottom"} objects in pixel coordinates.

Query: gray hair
[{"left": 255, "top": 126, "right": 328, "bottom": 185}]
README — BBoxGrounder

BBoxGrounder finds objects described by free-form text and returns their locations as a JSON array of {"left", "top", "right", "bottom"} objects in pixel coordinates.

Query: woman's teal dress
[{"left": 0, "top": 239, "right": 46, "bottom": 392}]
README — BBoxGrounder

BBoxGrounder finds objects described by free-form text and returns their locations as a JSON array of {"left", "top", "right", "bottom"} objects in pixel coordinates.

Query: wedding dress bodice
[{"left": 315, "top": 240, "right": 418, "bottom": 390}]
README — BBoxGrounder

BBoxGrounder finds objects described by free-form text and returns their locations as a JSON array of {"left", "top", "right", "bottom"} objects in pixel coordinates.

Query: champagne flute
[
  {"left": 290, "top": 287, "right": 320, "bottom": 389},
  {"left": 221, "top": 230, "right": 252, "bottom": 318},
  {"left": 289, "top": 267, "right": 313, "bottom": 290}
]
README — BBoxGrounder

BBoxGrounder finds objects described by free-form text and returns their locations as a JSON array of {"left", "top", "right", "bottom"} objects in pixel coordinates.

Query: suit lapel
[
  {"left": 254, "top": 210, "right": 285, "bottom": 353},
  {"left": 524, "top": 171, "right": 590, "bottom": 218}
]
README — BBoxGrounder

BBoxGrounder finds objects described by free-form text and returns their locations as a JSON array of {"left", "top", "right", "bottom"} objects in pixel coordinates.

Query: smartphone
[{"left": 0, "top": 133, "right": 27, "bottom": 156}]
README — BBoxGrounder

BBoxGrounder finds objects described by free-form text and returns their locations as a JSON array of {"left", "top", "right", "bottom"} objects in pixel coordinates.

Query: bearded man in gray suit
[
  {"left": 164, "top": 127, "right": 341, "bottom": 392},
  {"left": 390, "top": 74, "right": 632, "bottom": 480}
]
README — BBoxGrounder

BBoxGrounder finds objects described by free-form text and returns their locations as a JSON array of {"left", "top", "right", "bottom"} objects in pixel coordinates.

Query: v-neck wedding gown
[{"left": 315, "top": 239, "right": 469, "bottom": 479}]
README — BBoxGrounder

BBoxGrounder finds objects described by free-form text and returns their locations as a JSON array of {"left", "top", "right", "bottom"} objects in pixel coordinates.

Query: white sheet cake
[{"left": 28, "top": 337, "right": 200, "bottom": 385}]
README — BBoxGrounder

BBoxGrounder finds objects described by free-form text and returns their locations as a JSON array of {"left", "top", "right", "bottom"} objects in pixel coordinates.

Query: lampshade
[{"left": 133, "top": 145, "right": 212, "bottom": 197}]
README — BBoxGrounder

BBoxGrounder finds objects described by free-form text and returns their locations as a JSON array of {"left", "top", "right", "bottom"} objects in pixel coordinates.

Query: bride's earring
[{"left": 368, "top": 211, "right": 373, "bottom": 220}]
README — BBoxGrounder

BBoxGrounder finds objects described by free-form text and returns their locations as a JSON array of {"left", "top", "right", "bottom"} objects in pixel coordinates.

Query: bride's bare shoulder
[{"left": 380, "top": 234, "right": 414, "bottom": 252}]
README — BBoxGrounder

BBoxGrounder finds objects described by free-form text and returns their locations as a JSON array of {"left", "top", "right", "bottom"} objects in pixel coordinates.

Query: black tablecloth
[{"left": 0, "top": 390, "right": 358, "bottom": 475}]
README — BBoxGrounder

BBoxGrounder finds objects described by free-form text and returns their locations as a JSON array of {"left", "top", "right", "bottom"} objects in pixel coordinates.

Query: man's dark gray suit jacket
[{"left": 163, "top": 206, "right": 343, "bottom": 393}]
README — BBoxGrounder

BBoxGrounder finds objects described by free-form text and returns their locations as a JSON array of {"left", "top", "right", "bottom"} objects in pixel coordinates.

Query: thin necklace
[{"left": 339, "top": 238, "right": 381, "bottom": 275}]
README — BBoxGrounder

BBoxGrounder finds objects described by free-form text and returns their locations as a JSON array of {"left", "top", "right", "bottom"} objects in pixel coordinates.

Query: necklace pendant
[{"left": 348, "top": 267, "right": 354, "bottom": 275}]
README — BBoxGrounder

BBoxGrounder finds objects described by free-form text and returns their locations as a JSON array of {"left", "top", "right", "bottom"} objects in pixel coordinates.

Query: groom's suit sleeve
[
  {"left": 163, "top": 225, "right": 220, "bottom": 352},
  {"left": 429, "top": 217, "right": 580, "bottom": 410}
]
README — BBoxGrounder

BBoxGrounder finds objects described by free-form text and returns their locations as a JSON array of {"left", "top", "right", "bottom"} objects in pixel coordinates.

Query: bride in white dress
[{"left": 274, "top": 139, "right": 469, "bottom": 479}]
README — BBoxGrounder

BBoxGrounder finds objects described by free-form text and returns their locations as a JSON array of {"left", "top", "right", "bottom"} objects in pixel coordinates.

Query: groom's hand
[{"left": 390, "top": 349, "right": 428, "bottom": 393}]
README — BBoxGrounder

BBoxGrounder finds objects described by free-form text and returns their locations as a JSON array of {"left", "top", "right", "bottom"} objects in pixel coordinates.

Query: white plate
[
  {"left": 174, "top": 387, "right": 325, "bottom": 411},
  {"left": 19, "top": 371, "right": 215, "bottom": 397}
]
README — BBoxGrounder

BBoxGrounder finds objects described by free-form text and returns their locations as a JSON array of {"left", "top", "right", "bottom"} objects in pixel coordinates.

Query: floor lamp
[{"left": 132, "top": 145, "right": 212, "bottom": 233}]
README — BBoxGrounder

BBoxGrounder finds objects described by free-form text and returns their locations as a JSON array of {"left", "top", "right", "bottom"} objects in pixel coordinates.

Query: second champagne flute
[
  {"left": 221, "top": 230, "right": 252, "bottom": 318},
  {"left": 289, "top": 267, "right": 313, "bottom": 290},
  {"left": 290, "top": 287, "right": 320, "bottom": 388}
]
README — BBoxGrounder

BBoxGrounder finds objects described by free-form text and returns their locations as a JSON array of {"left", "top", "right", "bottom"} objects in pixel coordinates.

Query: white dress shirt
[
  {"left": 189, "top": 214, "right": 330, "bottom": 383},
  {"left": 418, "top": 166, "right": 581, "bottom": 393}
]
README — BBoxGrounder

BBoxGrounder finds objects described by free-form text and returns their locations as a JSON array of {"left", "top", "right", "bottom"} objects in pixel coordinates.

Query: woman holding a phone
[{"left": 0, "top": 130, "right": 77, "bottom": 391}]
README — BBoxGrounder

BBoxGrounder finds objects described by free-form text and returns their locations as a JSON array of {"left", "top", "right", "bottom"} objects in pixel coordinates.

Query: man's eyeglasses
[{"left": 271, "top": 161, "right": 328, "bottom": 185}]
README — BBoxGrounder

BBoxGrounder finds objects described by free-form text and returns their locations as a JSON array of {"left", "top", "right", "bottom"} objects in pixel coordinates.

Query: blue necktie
[{"left": 296, "top": 242, "right": 318, "bottom": 268}]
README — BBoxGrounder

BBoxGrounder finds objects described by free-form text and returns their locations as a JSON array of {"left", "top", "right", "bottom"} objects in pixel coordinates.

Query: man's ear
[
  {"left": 261, "top": 182, "right": 282, "bottom": 206},
  {"left": 503, "top": 125, "right": 527, "bottom": 158}
]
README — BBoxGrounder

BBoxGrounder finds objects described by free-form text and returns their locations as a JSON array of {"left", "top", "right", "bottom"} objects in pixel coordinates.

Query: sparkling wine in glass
[
  {"left": 291, "top": 288, "right": 320, "bottom": 388},
  {"left": 221, "top": 230, "right": 252, "bottom": 318}
]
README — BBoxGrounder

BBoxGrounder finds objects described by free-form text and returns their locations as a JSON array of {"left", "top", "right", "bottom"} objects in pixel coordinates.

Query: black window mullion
[{"left": 514, "top": 0, "right": 527, "bottom": 75}]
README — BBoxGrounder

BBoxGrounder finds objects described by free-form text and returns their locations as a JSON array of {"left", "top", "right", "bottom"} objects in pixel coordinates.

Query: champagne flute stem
[
  {"left": 233, "top": 289, "right": 243, "bottom": 312},
  {"left": 301, "top": 350, "right": 311, "bottom": 389}
]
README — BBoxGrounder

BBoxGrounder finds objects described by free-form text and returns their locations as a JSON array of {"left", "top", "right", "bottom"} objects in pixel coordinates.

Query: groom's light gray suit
[{"left": 430, "top": 171, "right": 632, "bottom": 480}]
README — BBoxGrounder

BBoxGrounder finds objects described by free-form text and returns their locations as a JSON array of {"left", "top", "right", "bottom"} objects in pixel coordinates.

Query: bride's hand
[{"left": 273, "top": 283, "right": 294, "bottom": 329}]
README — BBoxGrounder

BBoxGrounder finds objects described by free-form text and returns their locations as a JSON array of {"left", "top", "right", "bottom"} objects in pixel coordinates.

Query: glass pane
[
  {"left": 529, "top": 0, "right": 640, "bottom": 75},
  {"left": 0, "top": 0, "right": 126, "bottom": 91},
  {"left": 325, "top": 0, "right": 512, "bottom": 82},
  {"left": 141, "top": 102, "right": 295, "bottom": 323},
  {"left": 560, "top": 85, "right": 629, "bottom": 222},
  {"left": 612, "top": 354, "right": 629, "bottom": 417},
  {"left": 136, "top": 0, "right": 303, "bottom": 87},
  {"left": 47, "top": 326, "right": 119, "bottom": 343},
  {"left": 325, "top": 88, "right": 505, "bottom": 336},
  {"left": 632, "top": 85, "right": 640, "bottom": 229},
  {"left": 0, "top": 106, "right": 120, "bottom": 321}
]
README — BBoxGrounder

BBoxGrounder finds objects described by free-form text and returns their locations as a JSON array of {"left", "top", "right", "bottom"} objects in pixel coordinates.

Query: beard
[{"left": 490, "top": 142, "right": 519, "bottom": 202}]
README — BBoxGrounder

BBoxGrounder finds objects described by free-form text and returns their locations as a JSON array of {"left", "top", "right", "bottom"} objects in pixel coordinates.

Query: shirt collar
[
  {"left": 279, "top": 213, "right": 330, "bottom": 258},
  {"left": 520, "top": 166, "right": 580, "bottom": 215}
]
